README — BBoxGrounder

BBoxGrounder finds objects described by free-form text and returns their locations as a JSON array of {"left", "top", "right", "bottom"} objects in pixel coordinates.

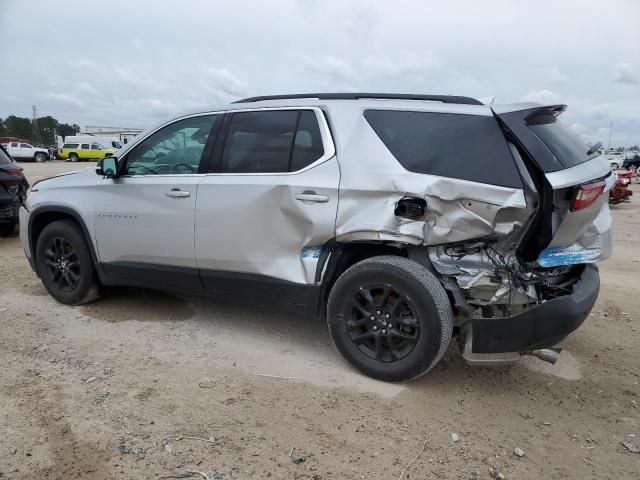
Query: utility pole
[
  {"left": 608, "top": 121, "right": 613, "bottom": 150},
  {"left": 31, "top": 105, "right": 42, "bottom": 146}
]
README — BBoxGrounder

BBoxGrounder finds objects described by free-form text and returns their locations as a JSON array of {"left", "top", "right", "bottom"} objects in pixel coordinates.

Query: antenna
[{"left": 32, "top": 105, "right": 42, "bottom": 146}]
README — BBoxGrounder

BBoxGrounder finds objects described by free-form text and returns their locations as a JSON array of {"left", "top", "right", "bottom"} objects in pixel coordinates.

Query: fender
[{"left": 27, "top": 205, "right": 107, "bottom": 282}]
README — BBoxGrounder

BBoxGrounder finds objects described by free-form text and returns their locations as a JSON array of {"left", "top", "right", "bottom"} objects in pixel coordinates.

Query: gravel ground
[{"left": 1, "top": 161, "right": 639, "bottom": 479}]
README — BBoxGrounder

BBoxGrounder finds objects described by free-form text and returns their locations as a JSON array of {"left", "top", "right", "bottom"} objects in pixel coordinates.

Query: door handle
[
  {"left": 295, "top": 191, "right": 330, "bottom": 203},
  {"left": 165, "top": 188, "right": 190, "bottom": 198}
]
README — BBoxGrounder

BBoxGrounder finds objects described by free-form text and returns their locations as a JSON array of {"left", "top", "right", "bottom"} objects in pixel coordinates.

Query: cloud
[
  {"left": 1, "top": 0, "right": 639, "bottom": 146},
  {"left": 301, "top": 55, "right": 360, "bottom": 91},
  {"left": 42, "top": 92, "right": 87, "bottom": 109},
  {"left": 521, "top": 89, "right": 561, "bottom": 104},
  {"left": 75, "top": 81, "right": 99, "bottom": 96},
  {"left": 612, "top": 62, "right": 639, "bottom": 84}
]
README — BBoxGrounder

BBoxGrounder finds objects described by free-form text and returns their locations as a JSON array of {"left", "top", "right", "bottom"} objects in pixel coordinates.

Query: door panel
[
  {"left": 94, "top": 175, "right": 200, "bottom": 268},
  {"left": 92, "top": 113, "right": 220, "bottom": 284},
  {"left": 195, "top": 157, "right": 340, "bottom": 285}
]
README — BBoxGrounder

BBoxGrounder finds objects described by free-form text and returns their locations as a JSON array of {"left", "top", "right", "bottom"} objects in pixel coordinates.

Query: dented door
[
  {"left": 194, "top": 158, "right": 340, "bottom": 284},
  {"left": 194, "top": 108, "right": 339, "bottom": 285}
]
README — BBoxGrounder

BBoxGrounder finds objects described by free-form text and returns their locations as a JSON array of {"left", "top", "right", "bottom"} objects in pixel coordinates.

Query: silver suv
[{"left": 20, "top": 93, "right": 613, "bottom": 381}]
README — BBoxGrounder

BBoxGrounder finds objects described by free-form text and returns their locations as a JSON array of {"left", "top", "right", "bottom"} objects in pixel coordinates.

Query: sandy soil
[{"left": 1, "top": 161, "right": 639, "bottom": 479}]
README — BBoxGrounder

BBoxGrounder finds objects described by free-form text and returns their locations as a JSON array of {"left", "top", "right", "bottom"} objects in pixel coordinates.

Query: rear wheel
[
  {"left": 35, "top": 220, "right": 100, "bottom": 305},
  {"left": 69, "top": 153, "right": 79, "bottom": 162},
  {"left": 34, "top": 152, "right": 46, "bottom": 163},
  {"left": 0, "top": 222, "right": 17, "bottom": 237},
  {"left": 327, "top": 256, "right": 453, "bottom": 382}
]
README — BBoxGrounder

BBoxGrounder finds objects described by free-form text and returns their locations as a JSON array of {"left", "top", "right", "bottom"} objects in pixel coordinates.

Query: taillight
[
  {"left": 5, "top": 169, "right": 24, "bottom": 177},
  {"left": 571, "top": 181, "right": 605, "bottom": 211}
]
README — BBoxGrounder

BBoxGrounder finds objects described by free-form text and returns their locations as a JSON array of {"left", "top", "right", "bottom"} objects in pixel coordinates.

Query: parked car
[
  {"left": 622, "top": 153, "right": 640, "bottom": 170},
  {"left": 609, "top": 170, "right": 634, "bottom": 204},
  {"left": 0, "top": 145, "right": 28, "bottom": 236},
  {"left": 58, "top": 142, "right": 117, "bottom": 162},
  {"left": 5, "top": 142, "right": 49, "bottom": 162},
  {"left": 605, "top": 150, "right": 626, "bottom": 168},
  {"left": 63, "top": 135, "right": 124, "bottom": 150},
  {"left": 19, "top": 93, "right": 613, "bottom": 381}
]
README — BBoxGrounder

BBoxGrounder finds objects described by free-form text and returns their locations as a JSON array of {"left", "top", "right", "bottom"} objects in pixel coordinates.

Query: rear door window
[
  {"left": 221, "top": 110, "right": 326, "bottom": 173},
  {"left": 364, "top": 110, "right": 522, "bottom": 188}
]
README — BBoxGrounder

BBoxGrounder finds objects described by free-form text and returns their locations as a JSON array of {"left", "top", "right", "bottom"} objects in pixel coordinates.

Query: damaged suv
[{"left": 20, "top": 93, "right": 613, "bottom": 381}]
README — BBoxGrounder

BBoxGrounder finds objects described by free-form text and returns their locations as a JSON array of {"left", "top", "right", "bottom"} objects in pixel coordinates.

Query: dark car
[
  {"left": 623, "top": 153, "right": 640, "bottom": 170},
  {"left": 0, "top": 145, "right": 28, "bottom": 236}
]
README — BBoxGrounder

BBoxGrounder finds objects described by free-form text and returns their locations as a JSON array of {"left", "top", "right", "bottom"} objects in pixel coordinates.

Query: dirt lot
[{"left": 1, "top": 161, "right": 639, "bottom": 479}]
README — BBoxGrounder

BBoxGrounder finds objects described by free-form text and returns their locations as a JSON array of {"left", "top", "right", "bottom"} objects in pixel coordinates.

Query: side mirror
[{"left": 96, "top": 156, "right": 119, "bottom": 177}]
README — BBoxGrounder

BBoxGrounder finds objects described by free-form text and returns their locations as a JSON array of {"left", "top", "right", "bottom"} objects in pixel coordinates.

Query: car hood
[{"left": 31, "top": 167, "right": 97, "bottom": 191}]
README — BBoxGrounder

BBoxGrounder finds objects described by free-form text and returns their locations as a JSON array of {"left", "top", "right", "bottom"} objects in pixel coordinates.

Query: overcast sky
[{"left": 1, "top": 0, "right": 639, "bottom": 146}]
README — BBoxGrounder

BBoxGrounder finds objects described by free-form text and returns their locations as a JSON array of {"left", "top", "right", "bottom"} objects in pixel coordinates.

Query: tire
[
  {"left": 611, "top": 162, "right": 619, "bottom": 169},
  {"left": 69, "top": 153, "right": 79, "bottom": 162},
  {"left": 0, "top": 222, "right": 17, "bottom": 237},
  {"left": 34, "top": 152, "right": 46, "bottom": 163},
  {"left": 327, "top": 255, "right": 453, "bottom": 382},
  {"left": 35, "top": 219, "right": 100, "bottom": 305}
]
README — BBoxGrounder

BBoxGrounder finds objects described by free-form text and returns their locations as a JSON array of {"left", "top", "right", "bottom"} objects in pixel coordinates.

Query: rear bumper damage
[{"left": 470, "top": 264, "right": 599, "bottom": 353}]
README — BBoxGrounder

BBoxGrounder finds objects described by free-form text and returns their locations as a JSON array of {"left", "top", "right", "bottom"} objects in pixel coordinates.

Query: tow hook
[{"left": 523, "top": 347, "right": 562, "bottom": 364}]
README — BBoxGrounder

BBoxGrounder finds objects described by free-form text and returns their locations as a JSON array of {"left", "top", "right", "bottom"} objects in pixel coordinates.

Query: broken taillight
[
  {"left": 571, "top": 181, "right": 605, "bottom": 211},
  {"left": 5, "top": 169, "right": 24, "bottom": 178}
]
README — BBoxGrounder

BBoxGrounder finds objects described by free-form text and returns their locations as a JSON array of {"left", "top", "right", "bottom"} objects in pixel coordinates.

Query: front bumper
[{"left": 471, "top": 264, "right": 599, "bottom": 353}]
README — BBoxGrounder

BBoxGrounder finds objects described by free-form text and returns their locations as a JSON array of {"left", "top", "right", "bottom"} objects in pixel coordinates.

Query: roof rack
[{"left": 233, "top": 93, "right": 483, "bottom": 105}]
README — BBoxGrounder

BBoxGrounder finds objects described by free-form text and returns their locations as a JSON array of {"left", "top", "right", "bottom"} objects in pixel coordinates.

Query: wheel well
[
  {"left": 30, "top": 212, "right": 84, "bottom": 265},
  {"left": 319, "top": 242, "right": 408, "bottom": 315}
]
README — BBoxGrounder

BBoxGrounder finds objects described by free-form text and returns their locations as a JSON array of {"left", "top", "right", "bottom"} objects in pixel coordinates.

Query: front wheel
[
  {"left": 327, "top": 256, "right": 453, "bottom": 382},
  {"left": 35, "top": 219, "right": 100, "bottom": 305},
  {"left": 34, "top": 152, "right": 47, "bottom": 163}
]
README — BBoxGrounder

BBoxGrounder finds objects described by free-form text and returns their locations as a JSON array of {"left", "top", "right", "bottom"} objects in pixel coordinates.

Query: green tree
[
  {"left": 0, "top": 117, "right": 6, "bottom": 136},
  {"left": 4, "top": 115, "right": 32, "bottom": 141},
  {"left": 37, "top": 115, "right": 59, "bottom": 146},
  {"left": 57, "top": 123, "right": 81, "bottom": 139}
]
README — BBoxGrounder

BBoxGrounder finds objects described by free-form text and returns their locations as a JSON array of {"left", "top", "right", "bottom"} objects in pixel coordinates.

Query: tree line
[{"left": 0, "top": 115, "right": 81, "bottom": 146}]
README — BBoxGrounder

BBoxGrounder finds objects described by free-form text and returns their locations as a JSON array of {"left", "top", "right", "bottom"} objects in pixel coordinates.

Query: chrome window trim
[
  {"left": 207, "top": 106, "right": 336, "bottom": 177},
  {"left": 117, "top": 107, "right": 336, "bottom": 178},
  {"left": 118, "top": 111, "right": 226, "bottom": 178}
]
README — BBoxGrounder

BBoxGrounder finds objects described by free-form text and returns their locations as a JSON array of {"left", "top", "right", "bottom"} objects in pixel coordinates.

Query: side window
[
  {"left": 124, "top": 114, "right": 218, "bottom": 176},
  {"left": 63, "top": 143, "right": 79, "bottom": 149},
  {"left": 291, "top": 110, "right": 325, "bottom": 171},
  {"left": 364, "top": 110, "right": 522, "bottom": 188},
  {"left": 91, "top": 144, "right": 101, "bottom": 150},
  {"left": 10, "top": 143, "right": 18, "bottom": 147},
  {"left": 221, "top": 111, "right": 297, "bottom": 173},
  {"left": 221, "top": 110, "right": 325, "bottom": 173},
  {"left": 81, "top": 143, "right": 90, "bottom": 149},
  {"left": 20, "top": 143, "right": 31, "bottom": 148}
]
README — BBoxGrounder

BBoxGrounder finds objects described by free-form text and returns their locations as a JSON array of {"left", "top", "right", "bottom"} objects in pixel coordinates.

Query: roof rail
[{"left": 233, "top": 93, "right": 483, "bottom": 105}]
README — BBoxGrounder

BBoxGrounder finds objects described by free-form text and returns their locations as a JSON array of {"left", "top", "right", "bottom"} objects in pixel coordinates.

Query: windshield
[{"left": 528, "top": 113, "right": 599, "bottom": 169}]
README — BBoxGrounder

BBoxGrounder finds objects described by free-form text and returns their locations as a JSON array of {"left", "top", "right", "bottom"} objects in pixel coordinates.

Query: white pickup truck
[{"left": 4, "top": 142, "right": 50, "bottom": 162}]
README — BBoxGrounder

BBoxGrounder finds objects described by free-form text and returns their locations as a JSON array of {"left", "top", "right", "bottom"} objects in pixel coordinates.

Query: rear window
[
  {"left": 528, "top": 113, "right": 597, "bottom": 169},
  {"left": 63, "top": 143, "right": 79, "bottom": 149},
  {"left": 364, "top": 110, "right": 522, "bottom": 188}
]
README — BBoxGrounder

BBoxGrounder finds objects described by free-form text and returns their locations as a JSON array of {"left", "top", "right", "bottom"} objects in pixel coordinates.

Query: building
[{"left": 84, "top": 125, "right": 144, "bottom": 145}]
